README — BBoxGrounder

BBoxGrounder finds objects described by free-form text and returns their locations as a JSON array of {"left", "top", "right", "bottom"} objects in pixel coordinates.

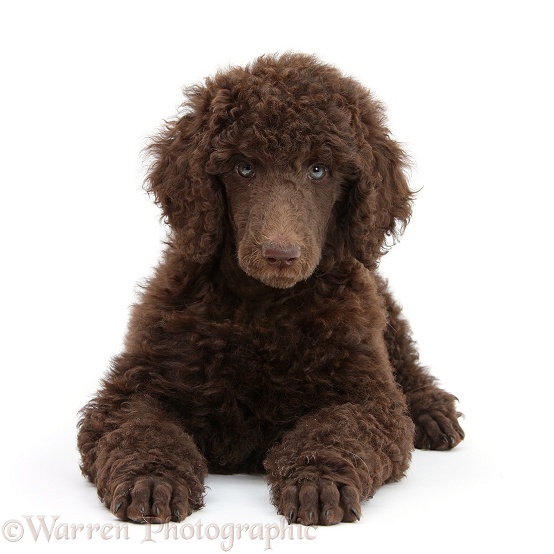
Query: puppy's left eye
[
  {"left": 308, "top": 164, "right": 327, "bottom": 181},
  {"left": 237, "top": 162, "right": 256, "bottom": 178}
]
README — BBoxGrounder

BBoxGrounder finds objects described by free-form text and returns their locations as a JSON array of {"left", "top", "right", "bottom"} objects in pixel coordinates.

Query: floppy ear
[
  {"left": 145, "top": 88, "right": 225, "bottom": 263},
  {"left": 347, "top": 99, "right": 413, "bottom": 269}
]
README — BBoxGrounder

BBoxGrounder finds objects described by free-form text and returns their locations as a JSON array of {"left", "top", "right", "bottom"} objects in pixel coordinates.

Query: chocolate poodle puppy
[{"left": 77, "top": 53, "right": 464, "bottom": 526}]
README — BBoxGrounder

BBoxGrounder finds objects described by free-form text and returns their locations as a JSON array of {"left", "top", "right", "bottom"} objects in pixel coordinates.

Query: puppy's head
[{"left": 146, "top": 53, "right": 412, "bottom": 288}]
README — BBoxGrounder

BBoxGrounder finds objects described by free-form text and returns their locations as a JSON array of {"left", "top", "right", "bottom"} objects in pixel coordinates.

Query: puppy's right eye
[
  {"left": 236, "top": 162, "right": 255, "bottom": 178},
  {"left": 308, "top": 163, "right": 327, "bottom": 181}
]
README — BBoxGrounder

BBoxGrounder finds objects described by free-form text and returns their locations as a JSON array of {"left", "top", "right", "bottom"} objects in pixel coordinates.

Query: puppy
[{"left": 78, "top": 53, "right": 464, "bottom": 526}]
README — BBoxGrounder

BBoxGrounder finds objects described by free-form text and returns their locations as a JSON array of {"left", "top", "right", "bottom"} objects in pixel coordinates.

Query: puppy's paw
[
  {"left": 414, "top": 411, "right": 465, "bottom": 451},
  {"left": 274, "top": 478, "right": 362, "bottom": 526},
  {"left": 109, "top": 476, "right": 199, "bottom": 523}
]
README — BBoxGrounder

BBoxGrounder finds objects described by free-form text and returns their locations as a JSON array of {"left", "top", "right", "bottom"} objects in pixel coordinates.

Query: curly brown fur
[{"left": 77, "top": 53, "right": 463, "bottom": 526}]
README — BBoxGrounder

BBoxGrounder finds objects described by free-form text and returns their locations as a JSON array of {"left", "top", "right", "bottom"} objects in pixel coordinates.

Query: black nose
[{"left": 261, "top": 242, "right": 301, "bottom": 268}]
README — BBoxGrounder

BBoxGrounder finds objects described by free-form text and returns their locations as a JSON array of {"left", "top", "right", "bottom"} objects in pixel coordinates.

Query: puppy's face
[
  {"left": 220, "top": 160, "right": 345, "bottom": 289},
  {"left": 204, "top": 59, "right": 363, "bottom": 289},
  {"left": 147, "top": 55, "right": 411, "bottom": 277}
]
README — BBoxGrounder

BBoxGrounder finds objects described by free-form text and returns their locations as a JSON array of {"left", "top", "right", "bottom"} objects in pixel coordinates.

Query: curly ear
[
  {"left": 145, "top": 89, "right": 225, "bottom": 263},
  {"left": 347, "top": 99, "right": 413, "bottom": 269}
]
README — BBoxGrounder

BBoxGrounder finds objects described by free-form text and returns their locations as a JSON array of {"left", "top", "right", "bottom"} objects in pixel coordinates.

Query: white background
[{"left": 1, "top": 1, "right": 553, "bottom": 552}]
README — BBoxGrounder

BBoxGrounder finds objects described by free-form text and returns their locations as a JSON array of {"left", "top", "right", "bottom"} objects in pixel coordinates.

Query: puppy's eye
[
  {"left": 308, "top": 164, "right": 327, "bottom": 181},
  {"left": 236, "top": 162, "right": 255, "bottom": 178}
]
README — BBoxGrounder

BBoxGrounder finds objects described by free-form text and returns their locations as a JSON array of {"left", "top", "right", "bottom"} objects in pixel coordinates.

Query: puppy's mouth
[{"left": 237, "top": 241, "right": 317, "bottom": 289}]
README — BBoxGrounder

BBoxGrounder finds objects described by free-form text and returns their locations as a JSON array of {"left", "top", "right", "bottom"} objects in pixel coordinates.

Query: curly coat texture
[{"left": 77, "top": 53, "right": 464, "bottom": 526}]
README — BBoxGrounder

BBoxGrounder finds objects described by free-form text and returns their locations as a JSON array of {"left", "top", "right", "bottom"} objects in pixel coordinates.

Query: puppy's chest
[
  {"left": 204, "top": 305, "right": 370, "bottom": 397},
  {"left": 163, "top": 285, "right": 382, "bottom": 415},
  {"left": 197, "top": 318, "right": 348, "bottom": 423},
  {"left": 225, "top": 322, "right": 330, "bottom": 379}
]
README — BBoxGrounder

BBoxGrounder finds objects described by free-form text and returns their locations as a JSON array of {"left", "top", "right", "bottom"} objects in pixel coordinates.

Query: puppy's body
[{"left": 78, "top": 54, "right": 463, "bottom": 525}]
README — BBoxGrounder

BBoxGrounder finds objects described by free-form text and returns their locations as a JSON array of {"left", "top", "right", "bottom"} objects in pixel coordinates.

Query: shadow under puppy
[{"left": 77, "top": 53, "right": 464, "bottom": 526}]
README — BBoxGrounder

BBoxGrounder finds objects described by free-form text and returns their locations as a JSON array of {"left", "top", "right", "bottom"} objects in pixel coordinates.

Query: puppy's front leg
[
  {"left": 264, "top": 391, "right": 414, "bottom": 526},
  {"left": 377, "top": 276, "right": 465, "bottom": 450},
  {"left": 78, "top": 393, "right": 207, "bottom": 523}
]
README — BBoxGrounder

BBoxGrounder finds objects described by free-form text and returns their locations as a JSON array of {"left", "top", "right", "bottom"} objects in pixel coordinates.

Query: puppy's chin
[
  {"left": 236, "top": 255, "right": 316, "bottom": 290},
  {"left": 239, "top": 262, "right": 307, "bottom": 289},
  {"left": 253, "top": 272, "right": 305, "bottom": 290}
]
